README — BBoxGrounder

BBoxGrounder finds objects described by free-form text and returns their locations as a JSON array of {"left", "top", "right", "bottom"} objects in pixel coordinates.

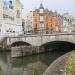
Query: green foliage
[{"left": 66, "top": 53, "right": 75, "bottom": 75}]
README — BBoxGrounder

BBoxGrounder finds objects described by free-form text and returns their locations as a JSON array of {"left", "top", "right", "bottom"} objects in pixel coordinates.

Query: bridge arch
[
  {"left": 11, "top": 41, "right": 31, "bottom": 47},
  {"left": 40, "top": 41, "right": 75, "bottom": 52}
]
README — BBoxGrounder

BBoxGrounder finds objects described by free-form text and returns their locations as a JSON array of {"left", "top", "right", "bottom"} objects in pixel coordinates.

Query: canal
[{"left": 0, "top": 51, "right": 69, "bottom": 75}]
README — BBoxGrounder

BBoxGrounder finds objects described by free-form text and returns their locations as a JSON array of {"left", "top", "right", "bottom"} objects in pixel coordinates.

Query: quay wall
[{"left": 11, "top": 46, "right": 44, "bottom": 57}]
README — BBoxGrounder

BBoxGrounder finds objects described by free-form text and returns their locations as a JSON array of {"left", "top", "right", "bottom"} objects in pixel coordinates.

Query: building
[
  {"left": 22, "top": 16, "right": 25, "bottom": 34},
  {"left": 24, "top": 3, "right": 62, "bottom": 34},
  {"left": 0, "top": 0, "right": 23, "bottom": 40},
  {"left": 0, "top": 0, "right": 3, "bottom": 38},
  {"left": 71, "top": 18, "right": 75, "bottom": 32},
  {"left": 24, "top": 11, "right": 33, "bottom": 34},
  {"left": 62, "top": 13, "right": 73, "bottom": 32}
]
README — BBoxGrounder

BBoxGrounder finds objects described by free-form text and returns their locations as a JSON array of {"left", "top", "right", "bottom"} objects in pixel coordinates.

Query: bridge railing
[{"left": 1, "top": 32, "right": 75, "bottom": 38}]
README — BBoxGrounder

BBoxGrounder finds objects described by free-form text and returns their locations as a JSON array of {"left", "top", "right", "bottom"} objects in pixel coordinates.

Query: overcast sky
[{"left": 20, "top": 0, "right": 75, "bottom": 17}]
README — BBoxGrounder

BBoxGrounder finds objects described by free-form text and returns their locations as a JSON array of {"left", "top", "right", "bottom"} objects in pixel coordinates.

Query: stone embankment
[
  {"left": 43, "top": 50, "right": 75, "bottom": 75},
  {"left": 11, "top": 46, "right": 44, "bottom": 57}
]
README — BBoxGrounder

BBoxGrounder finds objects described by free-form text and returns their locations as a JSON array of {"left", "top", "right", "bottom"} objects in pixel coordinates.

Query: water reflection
[{"left": 0, "top": 51, "right": 67, "bottom": 75}]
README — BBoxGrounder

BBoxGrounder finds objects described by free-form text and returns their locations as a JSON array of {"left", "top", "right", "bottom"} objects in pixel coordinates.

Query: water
[{"left": 0, "top": 51, "right": 68, "bottom": 75}]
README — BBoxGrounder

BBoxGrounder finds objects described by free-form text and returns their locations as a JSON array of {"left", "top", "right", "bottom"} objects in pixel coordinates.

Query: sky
[{"left": 20, "top": 0, "right": 75, "bottom": 17}]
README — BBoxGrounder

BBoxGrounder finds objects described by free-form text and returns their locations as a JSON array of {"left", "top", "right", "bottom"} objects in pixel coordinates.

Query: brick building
[{"left": 25, "top": 3, "right": 62, "bottom": 34}]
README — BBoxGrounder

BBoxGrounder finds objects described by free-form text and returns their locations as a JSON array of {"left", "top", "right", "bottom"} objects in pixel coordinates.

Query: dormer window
[
  {"left": 9, "top": 0, "right": 13, "bottom": 9},
  {"left": 40, "top": 9, "right": 43, "bottom": 13},
  {"left": 9, "top": 1, "right": 12, "bottom": 4}
]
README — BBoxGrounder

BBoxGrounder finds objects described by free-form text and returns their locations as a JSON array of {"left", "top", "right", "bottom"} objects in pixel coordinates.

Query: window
[
  {"left": 3, "top": 14, "right": 14, "bottom": 21},
  {"left": 9, "top": 1, "right": 12, "bottom": 4},
  {"left": 40, "top": 9, "right": 43, "bottom": 13},
  {"left": 16, "top": 10, "right": 20, "bottom": 18},
  {"left": 34, "top": 24, "right": 38, "bottom": 34},
  {"left": 46, "top": 23, "right": 48, "bottom": 30},
  {"left": 3, "top": 14, "right": 8, "bottom": 19},
  {"left": 51, "top": 24, "right": 52, "bottom": 27},
  {"left": 9, "top": 16, "right": 14, "bottom": 21},
  {"left": 41, "top": 23, "right": 44, "bottom": 28},
  {"left": 46, "top": 31, "right": 48, "bottom": 34},
  {"left": 9, "top": 38, "right": 11, "bottom": 43},
  {"left": 70, "top": 20, "right": 72, "bottom": 23},
  {"left": 46, "top": 24, "right": 49, "bottom": 34},
  {"left": 40, "top": 23, "right": 44, "bottom": 32},
  {"left": 40, "top": 16, "right": 44, "bottom": 21},
  {"left": 3, "top": 0, "right": 13, "bottom": 9},
  {"left": 67, "top": 19, "right": 69, "bottom": 22},
  {"left": 35, "top": 24, "right": 37, "bottom": 28},
  {"left": 56, "top": 26, "right": 59, "bottom": 31},
  {"left": 9, "top": 0, "right": 13, "bottom": 9},
  {"left": 64, "top": 17, "right": 66, "bottom": 20},
  {"left": 3, "top": 0, "right": 8, "bottom": 9}
]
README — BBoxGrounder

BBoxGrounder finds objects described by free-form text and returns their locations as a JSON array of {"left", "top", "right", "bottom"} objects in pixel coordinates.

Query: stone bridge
[{"left": 1, "top": 33, "right": 75, "bottom": 48}]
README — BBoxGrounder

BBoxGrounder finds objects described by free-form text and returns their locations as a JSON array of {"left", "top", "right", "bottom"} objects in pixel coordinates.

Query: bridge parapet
[{"left": 1, "top": 33, "right": 75, "bottom": 48}]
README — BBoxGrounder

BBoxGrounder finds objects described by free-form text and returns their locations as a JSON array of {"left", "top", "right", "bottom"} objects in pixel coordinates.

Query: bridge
[{"left": 1, "top": 33, "right": 75, "bottom": 48}]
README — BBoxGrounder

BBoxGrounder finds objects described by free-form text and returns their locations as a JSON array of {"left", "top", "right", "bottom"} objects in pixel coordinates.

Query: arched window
[
  {"left": 16, "top": 10, "right": 20, "bottom": 18},
  {"left": 9, "top": 0, "right": 13, "bottom": 9}
]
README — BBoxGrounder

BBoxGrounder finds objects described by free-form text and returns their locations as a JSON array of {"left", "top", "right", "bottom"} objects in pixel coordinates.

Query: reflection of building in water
[
  {"left": 0, "top": 51, "right": 66, "bottom": 75},
  {"left": 11, "top": 56, "right": 47, "bottom": 75},
  {"left": 25, "top": 61, "right": 47, "bottom": 75},
  {"left": 0, "top": 0, "right": 23, "bottom": 40}
]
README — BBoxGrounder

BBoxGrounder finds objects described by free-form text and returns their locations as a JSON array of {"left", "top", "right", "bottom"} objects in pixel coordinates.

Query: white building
[
  {"left": 62, "top": 13, "right": 72, "bottom": 32},
  {"left": 24, "top": 11, "right": 33, "bottom": 34},
  {"left": 0, "top": 0, "right": 23, "bottom": 40},
  {"left": 71, "top": 18, "right": 75, "bottom": 32}
]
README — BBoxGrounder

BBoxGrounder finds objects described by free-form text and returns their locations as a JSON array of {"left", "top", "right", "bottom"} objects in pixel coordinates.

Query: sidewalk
[{"left": 43, "top": 50, "right": 75, "bottom": 75}]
